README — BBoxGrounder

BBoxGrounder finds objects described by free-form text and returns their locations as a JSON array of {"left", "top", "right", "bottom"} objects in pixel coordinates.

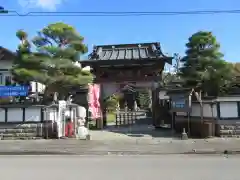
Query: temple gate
[{"left": 81, "top": 42, "right": 173, "bottom": 129}]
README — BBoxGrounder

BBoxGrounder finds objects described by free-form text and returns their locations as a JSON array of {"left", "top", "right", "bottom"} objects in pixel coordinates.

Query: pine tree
[
  {"left": 179, "top": 31, "right": 233, "bottom": 96},
  {"left": 12, "top": 23, "right": 93, "bottom": 102}
]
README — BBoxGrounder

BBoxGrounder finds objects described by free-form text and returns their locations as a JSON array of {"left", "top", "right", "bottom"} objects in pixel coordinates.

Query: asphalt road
[{"left": 0, "top": 155, "right": 239, "bottom": 180}]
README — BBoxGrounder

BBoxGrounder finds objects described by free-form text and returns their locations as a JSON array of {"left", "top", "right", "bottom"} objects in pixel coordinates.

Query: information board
[
  {"left": 0, "top": 86, "right": 29, "bottom": 97},
  {"left": 172, "top": 99, "right": 186, "bottom": 108},
  {"left": 171, "top": 95, "right": 187, "bottom": 108}
]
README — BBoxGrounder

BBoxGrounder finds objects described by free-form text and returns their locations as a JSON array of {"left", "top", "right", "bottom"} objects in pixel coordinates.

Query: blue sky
[{"left": 1, "top": 0, "right": 240, "bottom": 62}]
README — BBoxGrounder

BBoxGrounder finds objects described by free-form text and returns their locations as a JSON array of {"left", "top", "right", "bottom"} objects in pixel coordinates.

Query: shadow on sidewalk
[{"left": 101, "top": 124, "right": 181, "bottom": 139}]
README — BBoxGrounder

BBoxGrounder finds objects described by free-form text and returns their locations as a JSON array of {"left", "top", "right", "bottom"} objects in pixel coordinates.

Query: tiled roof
[
  {"left": 88, "top": 42, "right": 170, "bottom": 61},
  {"left": 0, "top": 46, "right": 15, "bottom": 60}
]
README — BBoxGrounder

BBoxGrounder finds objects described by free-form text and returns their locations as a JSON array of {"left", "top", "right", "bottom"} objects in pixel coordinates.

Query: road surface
[{"left": 0, "top": 155, "right": 239, "bottom": 180}]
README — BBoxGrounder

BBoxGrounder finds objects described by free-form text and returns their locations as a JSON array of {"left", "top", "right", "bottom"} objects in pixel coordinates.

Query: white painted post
[{"left": 58, "top": 100, "right": 66, "bottom": 138}]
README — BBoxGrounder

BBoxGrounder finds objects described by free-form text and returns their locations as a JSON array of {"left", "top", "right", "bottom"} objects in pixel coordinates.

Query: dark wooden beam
[{"left": 81, "top": 58, "right": 169, "bottom": 66}]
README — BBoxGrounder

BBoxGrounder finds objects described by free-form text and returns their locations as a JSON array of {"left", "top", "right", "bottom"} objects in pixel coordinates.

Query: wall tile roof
[{"left": 0, "top": 46, "right": 15, "bottom": 61}]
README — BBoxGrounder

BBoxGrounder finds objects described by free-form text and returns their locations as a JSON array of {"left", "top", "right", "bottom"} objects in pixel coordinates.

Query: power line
[{"left": 1, "top": 9, "right": 240, "bottom": 16}]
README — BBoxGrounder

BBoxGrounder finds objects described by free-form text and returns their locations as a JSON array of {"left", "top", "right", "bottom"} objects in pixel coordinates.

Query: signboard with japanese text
[
  {"left": 170, "top": 94, "right": 191, "bottom": 112},
  {"left": 172, "top": 99, "right": 186, "bottom": 108},
  {"left": 0, "top": 86, "right": 29, "bottom": 97}
]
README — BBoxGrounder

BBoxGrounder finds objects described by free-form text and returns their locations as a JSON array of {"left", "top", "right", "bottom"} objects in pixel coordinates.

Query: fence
[
  {"left": 0, "top": 103, "right": 84, "bottom": 139},
  {"left": 115, "top": 110, "right": 148, "bottom": 126}
]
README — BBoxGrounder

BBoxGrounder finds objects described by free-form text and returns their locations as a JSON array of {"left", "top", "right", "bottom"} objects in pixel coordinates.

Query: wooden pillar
[
  {"left": 101, "top": 84, "right": 107, "bottom": 128},
  {"left": 102, "top": 108, "right": 107, "bottom": 128},
  {"left": 152, "top": 89, "right": 157, "bottom": 126},
  {"left": 152, "top": 86, "right": 160, "bottom": 127}
]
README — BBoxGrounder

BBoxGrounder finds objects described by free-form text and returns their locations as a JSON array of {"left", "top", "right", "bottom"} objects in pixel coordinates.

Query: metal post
[
  {"left": 73, "top": 108, "right": 77, "bottom": 137},
  {"left": 188, "top": 112, "right": 190, "bottom": 136},
  {"left": 46, "top": 121, "right": 48, "bottom": 139},
  {"left": 171, "top": 111, "right": 174, "bottom": 136}
]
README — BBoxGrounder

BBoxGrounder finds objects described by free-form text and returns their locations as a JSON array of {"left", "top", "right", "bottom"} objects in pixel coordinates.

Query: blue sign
[
  {"left": 0, "top": 86, "right": 29, "bottom": 97},
  {"left": 172, "top": 99, "right": 186, "bottom": 108}
]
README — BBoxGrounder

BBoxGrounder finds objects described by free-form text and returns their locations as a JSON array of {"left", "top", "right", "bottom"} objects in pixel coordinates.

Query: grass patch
[{"left": 107, "top": 112, "right": 116, "bottom": 123}]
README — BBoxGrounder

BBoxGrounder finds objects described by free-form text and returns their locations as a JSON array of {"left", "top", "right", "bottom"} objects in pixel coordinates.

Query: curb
[
  {"left": 0, "top": 150, "right": 239, "bottom": 155},
  {"left": 185, "top": 149, "right": 240, "bottom": 155}
]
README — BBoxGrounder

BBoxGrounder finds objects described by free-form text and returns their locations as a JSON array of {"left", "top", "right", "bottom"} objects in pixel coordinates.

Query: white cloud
[{"left": 18, "top": 0, "right": 64, "bottom": 11}]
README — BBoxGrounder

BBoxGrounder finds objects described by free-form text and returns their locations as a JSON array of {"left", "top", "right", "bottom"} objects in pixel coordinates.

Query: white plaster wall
[
  {"left": 0, "top": 109, "right": 5, "bottom": 122},
  {"left": 2, "top": 105, "right": 86, "bottom": 123},
  {"left": 1, "top": 106, "right": 55, "bottom": 122},
  {"left": 178, "top": 103, "right": 217, "bottom": 118},
  {"left": 191, "top": 104, "right": 201, "bottom": 117},
  {"left": 202, "top": 103, "right": 217, "bottom": 117},
  {"left": 220, "top": 102, "right": 238, "bottom": 118},
  {"left": 0, "top": 60, "right": 13, "bottom": 69},
  {"left": 8, "top": 108, "right": 23, "bottom": 122},
  {"left": 25, "top": 108, "right": 41, "bottom": 122},
  {"left": 185, "top": 101, "right": 238, "bottom": 119},
  {"left": 212, "top": 104, "right": 217, "bottom": 117}
]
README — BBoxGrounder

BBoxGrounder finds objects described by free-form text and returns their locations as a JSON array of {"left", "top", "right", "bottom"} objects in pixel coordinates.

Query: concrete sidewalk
[
  {"left": 1, "top": 124, "right": 240, "bottom": 155},
  {"left": 0, "top": 138, "right": 239, "bottom": 155}
]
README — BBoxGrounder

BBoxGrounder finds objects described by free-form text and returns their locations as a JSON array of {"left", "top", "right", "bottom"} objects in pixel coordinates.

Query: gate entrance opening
[{"left": 81, "top": 42, "right": 173, "bottom": 129}]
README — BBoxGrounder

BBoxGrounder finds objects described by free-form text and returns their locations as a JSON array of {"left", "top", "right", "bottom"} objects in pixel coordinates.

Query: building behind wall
[
  {"left": 0, "top": 46, "right": 45, "bottom": 95},
  {"left": 158, "top": 87, "right": 240, "bottom": 138}
]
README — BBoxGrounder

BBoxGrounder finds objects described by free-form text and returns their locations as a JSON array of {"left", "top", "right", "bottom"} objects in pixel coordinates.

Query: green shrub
[{"left": 0, "top": 97, "right": 12, "bottom": 104}]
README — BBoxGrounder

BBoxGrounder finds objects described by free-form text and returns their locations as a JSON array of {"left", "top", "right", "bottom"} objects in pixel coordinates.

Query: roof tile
[
  {"left": 88, "top": 42, "right": 168, "bottom": 61},
  {"left": 0, "top": 46, "right": 15, "bottom": 61}
]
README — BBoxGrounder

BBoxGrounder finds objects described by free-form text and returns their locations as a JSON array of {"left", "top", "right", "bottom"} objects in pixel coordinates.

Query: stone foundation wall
[
  {"left": 215, "top": 120, "right": 240, "bottom": 137},
  {"left": 0, "top": 121, "right": 58, "bottom": 140},
  {"left": 175, "top": 117, "right": 216, "bottom": 138},
  {"left": 175, "top": 116, "right": 240, "bottom": 138}
]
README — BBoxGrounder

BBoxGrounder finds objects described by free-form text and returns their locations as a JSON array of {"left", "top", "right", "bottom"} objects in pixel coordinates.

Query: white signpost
[{"left": 58, "top": 100, "right": 67, "bottom": 138}]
